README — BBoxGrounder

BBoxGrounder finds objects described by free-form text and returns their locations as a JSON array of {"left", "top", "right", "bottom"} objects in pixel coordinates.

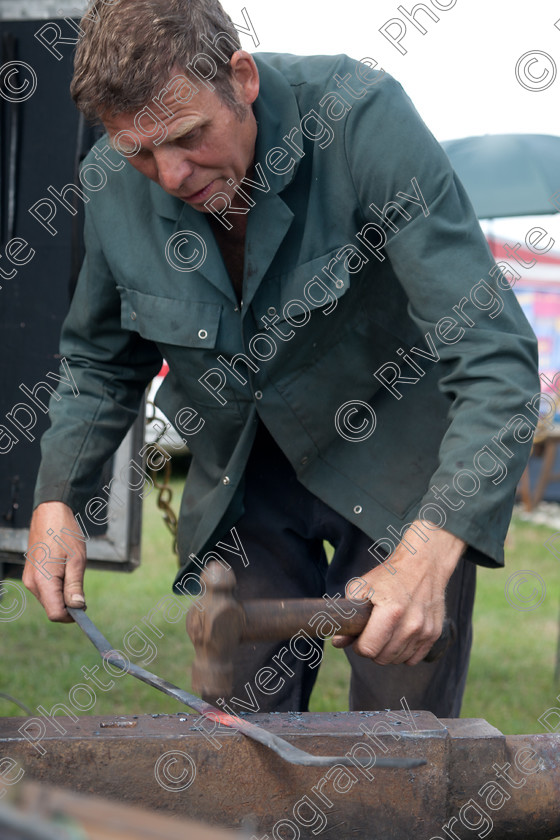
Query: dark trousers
[{"left": 210, "top": 422, "right": 476, "bottom": 717}]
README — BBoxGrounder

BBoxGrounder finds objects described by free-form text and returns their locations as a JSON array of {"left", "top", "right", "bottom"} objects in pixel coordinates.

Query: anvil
[{"left": 1, "top": 712, "right": 559, "bottom": 839}]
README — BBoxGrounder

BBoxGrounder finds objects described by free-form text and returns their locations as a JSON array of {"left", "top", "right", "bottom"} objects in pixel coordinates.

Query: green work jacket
[{"left": 35, "top": 53, "right": 539, "bottom": 582}]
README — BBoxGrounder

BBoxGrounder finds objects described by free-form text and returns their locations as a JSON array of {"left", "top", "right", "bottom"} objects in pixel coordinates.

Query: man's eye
[{"left": 177, "top": 128, "right": 201, "bottom": 146}]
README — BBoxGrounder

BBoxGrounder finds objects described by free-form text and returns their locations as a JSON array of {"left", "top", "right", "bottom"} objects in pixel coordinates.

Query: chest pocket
[
  {"left": 258, "top": 247, "right": 352, "bottom": 323},
  {"left": 117, "top": 286, "right": 221, "bottom": 349}
]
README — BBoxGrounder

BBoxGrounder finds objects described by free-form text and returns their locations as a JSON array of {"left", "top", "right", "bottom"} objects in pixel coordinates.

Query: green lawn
[{"left": 1, "top": 477, "right": 559, "bottom": 737}]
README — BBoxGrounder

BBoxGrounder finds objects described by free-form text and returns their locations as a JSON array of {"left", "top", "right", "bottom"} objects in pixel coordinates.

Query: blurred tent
[
  {"left": 487, "top": 235, "right": 560, "bottom": 380},
  {"left": 441, "top": 134, "right": 560, "bottom": 219},
  {"left": 485, "top": 234, "right": 560, "bottom": 509},
  {"left": 442, "top": 133, "right": 560, "bottom": 375},
  {"left": 441, "top": 132, "right": 560, "bottom": 510}
]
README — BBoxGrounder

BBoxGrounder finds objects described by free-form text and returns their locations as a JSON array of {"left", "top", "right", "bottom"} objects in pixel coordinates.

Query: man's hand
[
  {"left": 332, "top": 522, "right": 466, "bottom": 665},
  {"left": 23, "top": 501, "right": 87, "bottom": 622}
]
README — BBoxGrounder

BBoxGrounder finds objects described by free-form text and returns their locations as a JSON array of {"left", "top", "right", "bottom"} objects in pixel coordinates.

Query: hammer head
[{"left": 186, "top": 561, "right": 244, "bottom": 705}]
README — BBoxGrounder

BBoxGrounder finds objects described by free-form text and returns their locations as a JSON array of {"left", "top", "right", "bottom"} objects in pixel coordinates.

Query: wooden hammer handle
[
  {"left": 241, "top": 599, "right": 456, "bottom": 663},
  {"left": 242, "top": 599, "right": 371, "bottom": 641}
]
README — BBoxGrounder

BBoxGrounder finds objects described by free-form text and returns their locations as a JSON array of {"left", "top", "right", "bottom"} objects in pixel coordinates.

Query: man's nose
[{"left": 154, "top": 147, "right": 195, "bottom": 193}]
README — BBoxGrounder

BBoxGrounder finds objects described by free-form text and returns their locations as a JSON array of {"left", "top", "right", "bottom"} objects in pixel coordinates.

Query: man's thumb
[{"left": 64, "top": 575, "right": 86, "bottom": 608}]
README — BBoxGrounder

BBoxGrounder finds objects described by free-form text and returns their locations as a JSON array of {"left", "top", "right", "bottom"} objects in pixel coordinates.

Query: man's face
[{"left": 103, "top": 53, "right": 259, "bottom": 211}]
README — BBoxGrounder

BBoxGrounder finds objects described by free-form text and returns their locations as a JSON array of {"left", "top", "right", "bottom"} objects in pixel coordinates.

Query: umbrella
[{"left": 441, "top": 134, "right": 560, "bottom": 219}]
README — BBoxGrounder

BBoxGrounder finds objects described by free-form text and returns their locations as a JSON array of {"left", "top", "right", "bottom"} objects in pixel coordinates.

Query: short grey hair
[{"left": 71, "top": 0, "right": 245, "bottom": 121}]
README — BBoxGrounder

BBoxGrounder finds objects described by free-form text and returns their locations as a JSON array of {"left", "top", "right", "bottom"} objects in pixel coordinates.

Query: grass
[
  {"left": 1, "top": 477, "right": 559, "bottom": 738},
  {"left": 461, "top": 516, "right": 560, "bottom": 733}
]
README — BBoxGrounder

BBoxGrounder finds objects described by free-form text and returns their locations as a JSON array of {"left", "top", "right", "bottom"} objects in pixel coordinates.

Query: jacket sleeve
[
  {"left": 33, "top": 205, "right": 163, "bottom": 514},
  {"left": 343, "top": 68, "right": 540, "bottom": 563}
]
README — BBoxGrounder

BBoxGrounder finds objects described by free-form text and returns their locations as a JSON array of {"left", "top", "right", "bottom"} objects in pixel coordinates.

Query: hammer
[{"left": 186, "top": 562, "right": 456, "bottom": 704}]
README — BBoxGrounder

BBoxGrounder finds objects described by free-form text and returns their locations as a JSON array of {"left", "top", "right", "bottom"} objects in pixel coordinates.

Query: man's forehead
[
  {"left": 103, "top": 102, "right": 207, "bottom": 152},
  {"left": 151, "top": 69, "right": 221, "bottom": 119},
  {"left": 102, "top": 73, "right": 217, "bottom": 143}
]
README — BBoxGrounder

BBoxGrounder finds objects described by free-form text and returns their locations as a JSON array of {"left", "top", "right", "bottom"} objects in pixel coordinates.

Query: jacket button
[
  {"left": 223, "top": 476, "right": 231, "bottom": 485},
  {"left": 335, "top": 280, "right": 344, "bottom": 289},
  {"left": 255, "top": 391, "right": 263, "bottom": 400},
  {"left": 198, "top": 329, "right": 208, "bottom": 340},
  {"left": 354, "top": 505, "right": 363, "bottom": 515},
  {"left": 301, "top": 456, "right": 309, "bottom": 465},
  {"left": 131, "top": 312, "right": 137, "bottom": 321},
  {"left": 267, "top": 307, "right": 276, "bottom": 316}
]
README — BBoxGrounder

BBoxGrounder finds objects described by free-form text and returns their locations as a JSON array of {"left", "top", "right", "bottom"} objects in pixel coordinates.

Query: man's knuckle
[
  {"left": 388, "top": 605, "right": 405, "bottom": 623},
  {"left": 405, "top": 617, "right": 425, "bottom": 636}
]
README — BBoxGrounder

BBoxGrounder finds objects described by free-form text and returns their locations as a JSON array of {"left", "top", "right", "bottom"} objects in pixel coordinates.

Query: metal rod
[{"left": 68, "top": 607, "right": 426, "bottom": 769}]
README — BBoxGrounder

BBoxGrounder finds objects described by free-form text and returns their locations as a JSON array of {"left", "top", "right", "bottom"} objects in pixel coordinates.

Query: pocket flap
[
  {"left": 262, "top": 247, "right": 352, "bottom": 319},
  {"left": 117, "top": 286, "right": 221, "bottom": 348}
]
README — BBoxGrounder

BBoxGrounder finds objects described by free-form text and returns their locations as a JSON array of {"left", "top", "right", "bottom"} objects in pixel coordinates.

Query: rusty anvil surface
[{"left": 1, "top": 711, "right": 559, "bottom": 839}]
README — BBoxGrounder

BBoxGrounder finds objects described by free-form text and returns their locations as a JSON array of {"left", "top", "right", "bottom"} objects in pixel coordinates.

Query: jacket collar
[
  {"left": 251, "top": 53, "right": 302, "bottom": 195},
  {"left": 150, "top": 180, "right": 184, "bottom": 221}
]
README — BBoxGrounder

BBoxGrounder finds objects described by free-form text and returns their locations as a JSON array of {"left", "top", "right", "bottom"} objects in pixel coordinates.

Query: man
[{"left": 23, "top": 0, "right": 539, "bottom": 716}]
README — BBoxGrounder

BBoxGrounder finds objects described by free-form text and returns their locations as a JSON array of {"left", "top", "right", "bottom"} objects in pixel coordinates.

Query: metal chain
[
  {"left": 145, "top": 399, "right": 180, "bottom": 558},
  {"left": 148, "top": 448, "right": 179, "bottom": 557}
]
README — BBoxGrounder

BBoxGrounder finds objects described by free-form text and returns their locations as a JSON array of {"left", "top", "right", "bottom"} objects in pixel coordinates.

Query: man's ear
[{"left": 230, "top": 50, "right": 260, "bottom": 105}]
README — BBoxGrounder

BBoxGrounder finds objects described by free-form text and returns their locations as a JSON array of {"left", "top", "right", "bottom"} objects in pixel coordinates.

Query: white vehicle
[{"left": 145, "top": 362, "right": 190, "bottom": 456}]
